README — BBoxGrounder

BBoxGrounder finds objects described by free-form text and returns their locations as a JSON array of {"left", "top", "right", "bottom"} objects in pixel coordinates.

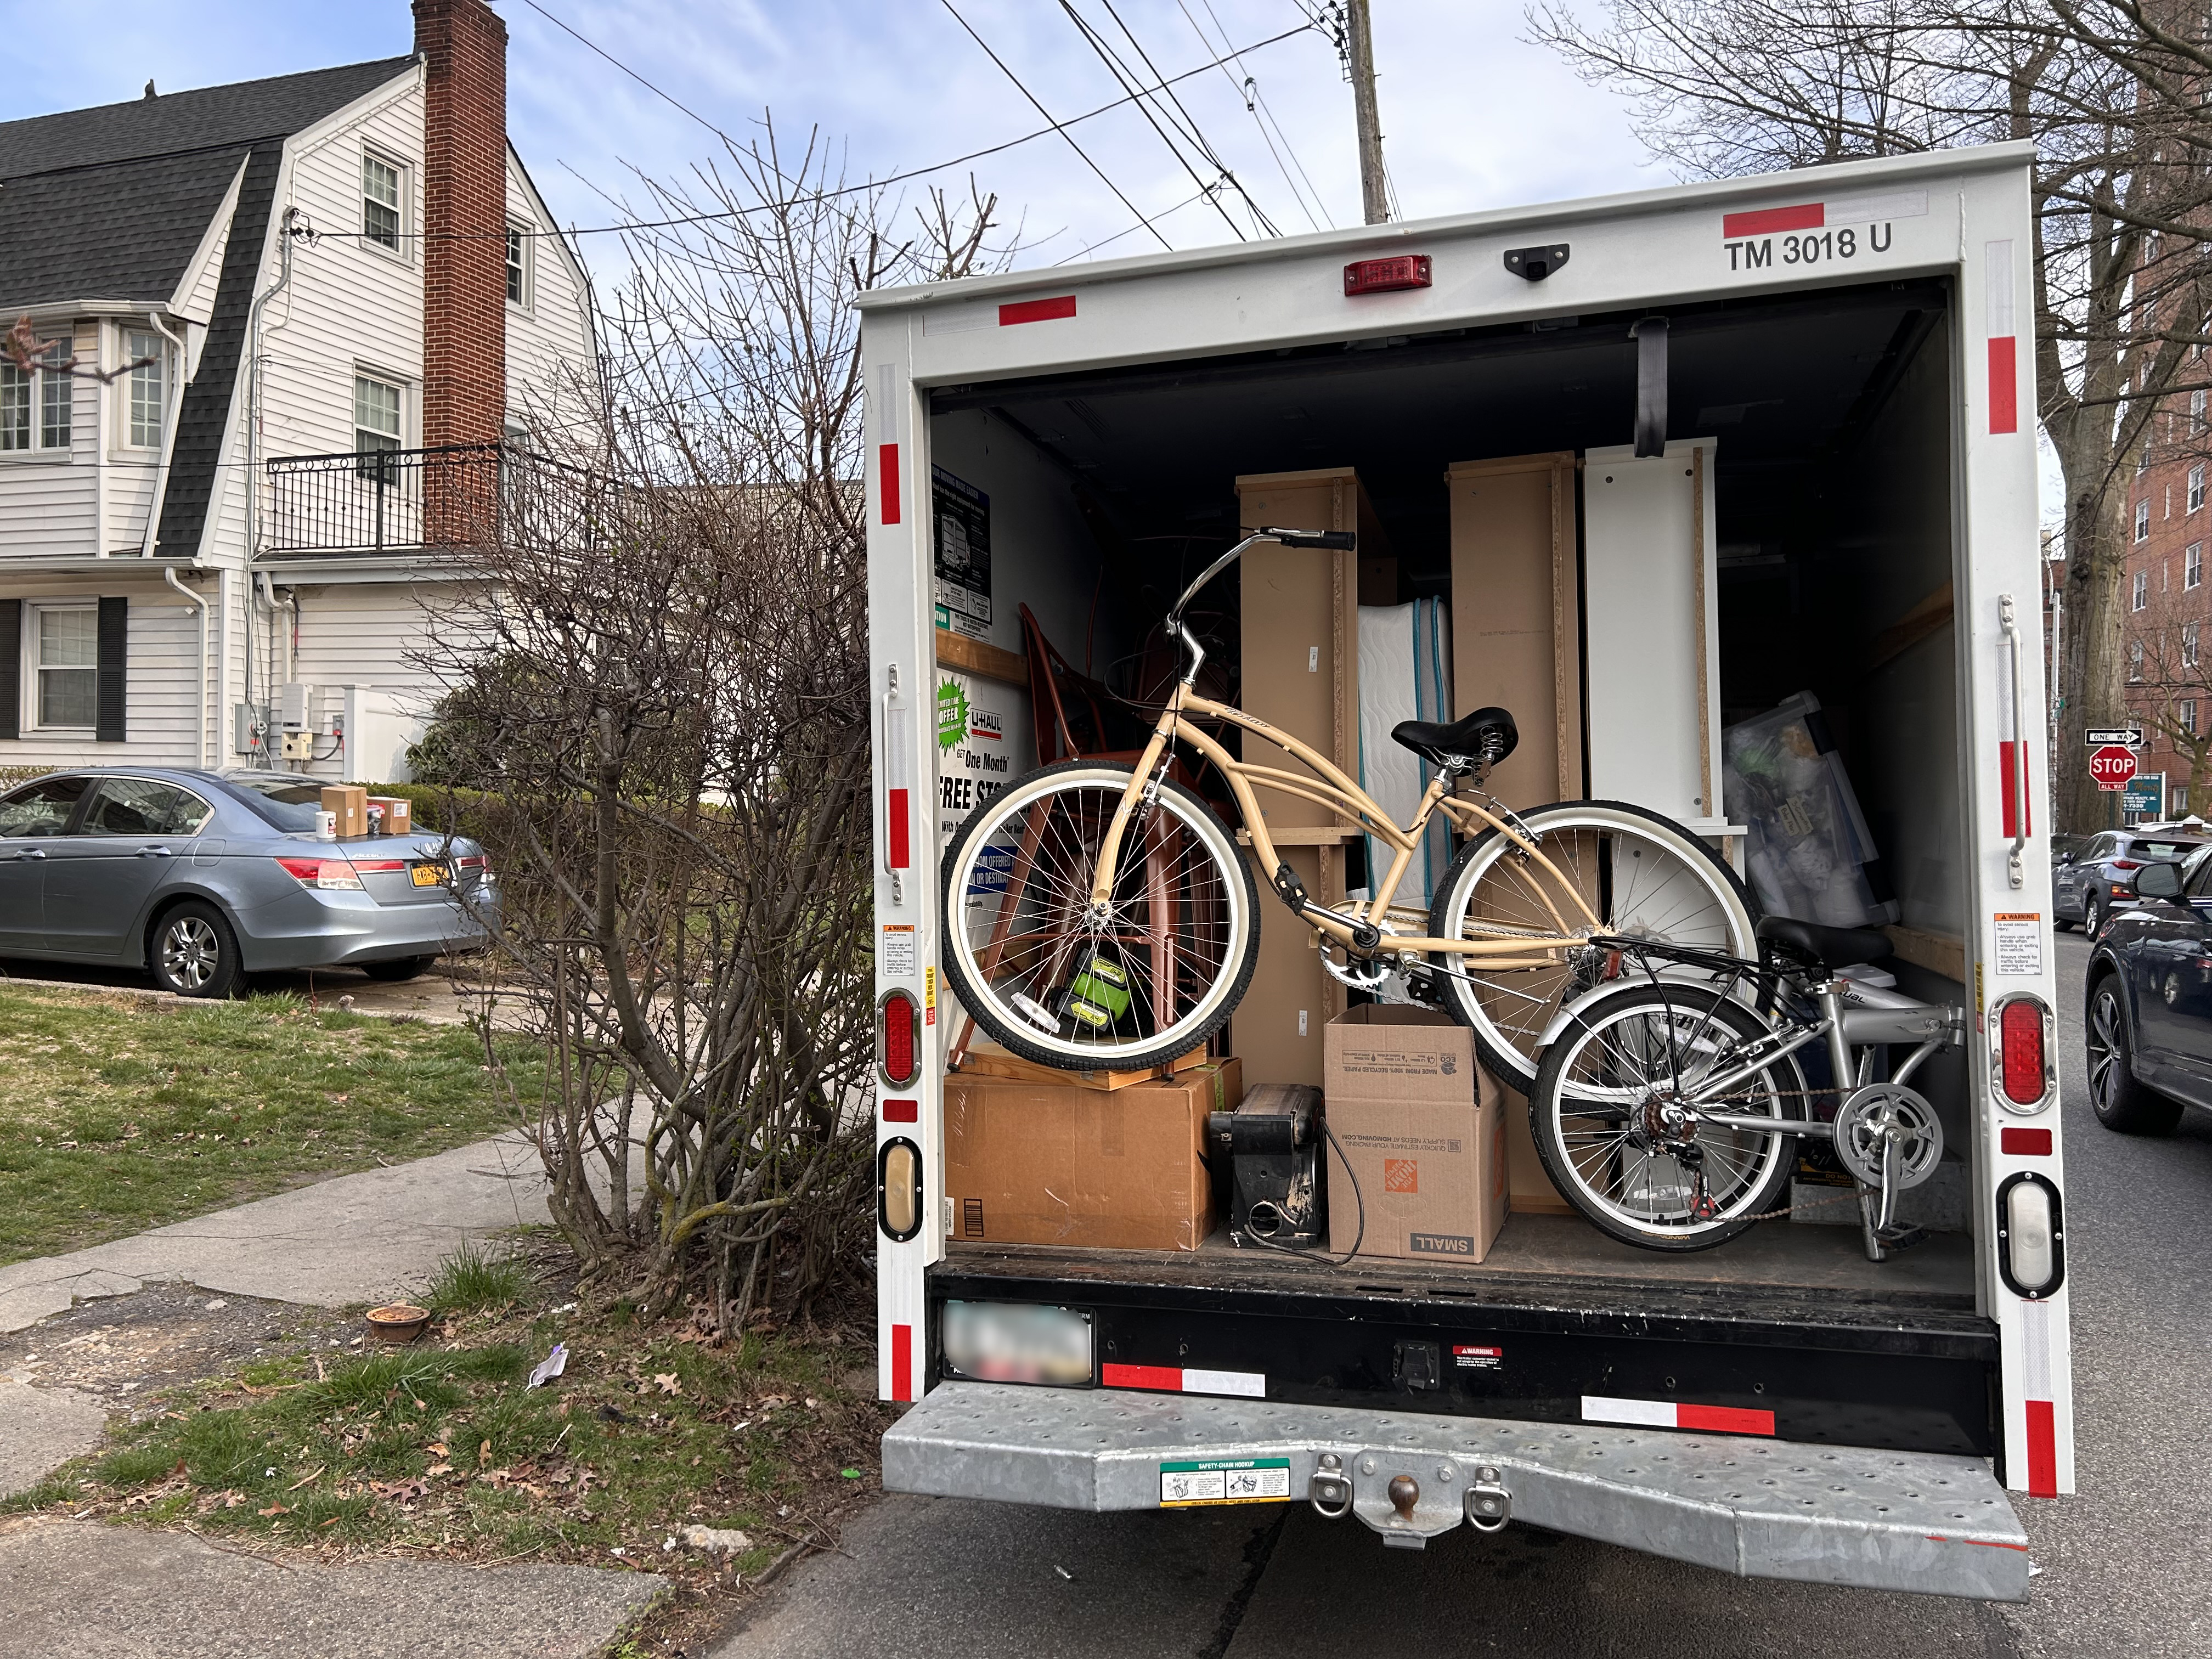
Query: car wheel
[
  {"left": 2083, "top": 894, "right": 2103, "bottom": 937},
  {"left": 151, "top": 900, "right": 243, "bottom": 999},
  {"left": 2086, "top": 976, "right": 2183, "bottom": 1135},
  {"left": 2052, "top": 914, "right": 2076, "bottom": 933},
  {"left": 360, "top": 955, "right": 434, "bottom": 983}
]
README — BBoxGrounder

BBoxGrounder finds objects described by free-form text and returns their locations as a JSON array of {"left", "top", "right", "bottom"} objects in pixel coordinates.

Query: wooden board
[
  {"left": 934, "top": 627, "right": 1028, "bottom": 687},
  {"left": 953, "top": 1040, "right": 1211, "bottom": 1092},
  {"left": 1444, "top": 452, "right": 1581, "bottom": 808}
]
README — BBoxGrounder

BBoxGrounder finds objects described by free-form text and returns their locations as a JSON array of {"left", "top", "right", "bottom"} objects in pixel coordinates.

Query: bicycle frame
[{"left": 1086, "top": 675, "right": 1601, "bottom": 961}]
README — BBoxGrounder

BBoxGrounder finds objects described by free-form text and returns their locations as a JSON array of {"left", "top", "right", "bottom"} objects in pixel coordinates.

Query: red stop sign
[{"left": 2090, "top": 744, "right": 2139, "bottom": 790}]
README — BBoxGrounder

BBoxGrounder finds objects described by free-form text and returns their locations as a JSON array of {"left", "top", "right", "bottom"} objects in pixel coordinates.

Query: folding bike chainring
[{"left": 1831, "top": 1084, "right": 1944, "bottom": 1190}]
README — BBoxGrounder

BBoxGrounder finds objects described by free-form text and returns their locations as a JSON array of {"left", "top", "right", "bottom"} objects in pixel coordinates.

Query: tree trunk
[{"left": 2056, "top": 461, "right": 2130, "bottom": 834}]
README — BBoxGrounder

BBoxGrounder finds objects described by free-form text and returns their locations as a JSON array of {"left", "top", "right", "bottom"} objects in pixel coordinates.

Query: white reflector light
[
  {"left": 1999, "top": 1173, "right": 2063, "bottom": 1297},
  {"left": 941, "top": 1300, "right": 1093, "bottom": 1387}
]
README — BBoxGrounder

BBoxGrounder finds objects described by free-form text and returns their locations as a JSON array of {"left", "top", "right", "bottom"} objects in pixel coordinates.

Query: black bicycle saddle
[
  {"left": 1392, "top": 706, "right": 1519, "bottom": 768},
  {"left": 1757, "top": 915, "right": 1894, "bottom": 970}
]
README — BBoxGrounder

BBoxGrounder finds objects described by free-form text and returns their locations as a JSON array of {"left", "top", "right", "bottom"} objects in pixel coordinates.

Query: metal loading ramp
[{"left": 884, "top": 1382, "right": 2030, "bottom": 1601}]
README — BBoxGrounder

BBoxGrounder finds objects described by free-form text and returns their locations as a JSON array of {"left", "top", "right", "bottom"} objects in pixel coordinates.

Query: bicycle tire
[
  {"left": 939, "top": 760, "right": 1261, "bottom": 1072},
  {"left": 1425, "top": 798, "right": 1759, "bottom": 1093},
  {"left": 1528, "top": 981, "right": 1803, "bottom": 1252}
]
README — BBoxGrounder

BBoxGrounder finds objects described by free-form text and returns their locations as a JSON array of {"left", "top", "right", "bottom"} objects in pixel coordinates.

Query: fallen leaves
[{"left": 653, "top": 1373, "right": 682, "bottom": 1397}]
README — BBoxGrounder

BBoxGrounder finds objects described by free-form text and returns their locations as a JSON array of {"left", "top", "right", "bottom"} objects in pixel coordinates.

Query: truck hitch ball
[{"left": 1388, "top": 1474, "right": 1420, "bottom": 1521}]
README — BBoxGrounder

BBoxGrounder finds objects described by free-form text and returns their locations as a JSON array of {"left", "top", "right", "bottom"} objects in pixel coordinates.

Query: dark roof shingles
[
  {"left": 0, "top": 58, "right": 415, "bottom": 181},
  {"left": 0, "top": 149, "right": 250, "bottom": 313}
]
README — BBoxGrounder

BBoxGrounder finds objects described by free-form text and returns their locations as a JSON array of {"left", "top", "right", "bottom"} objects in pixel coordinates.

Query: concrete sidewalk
[
  {"left": 0, "top": 1130, "right": 549, "bottom": 1335},
  {"left": 0, "top": 1519, "right": 664, "bottom": 1659}
]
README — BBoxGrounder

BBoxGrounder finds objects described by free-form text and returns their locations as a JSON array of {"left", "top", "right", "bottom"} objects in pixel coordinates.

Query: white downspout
[
  {"left": 138, "top": 313, "right": 188, "bottom": 559},
  {"left": 165, "top": 565, "right": 208, "bottom": 768},
  {"left": 242, "top": 208, "right": 307, "bottom": 760}
]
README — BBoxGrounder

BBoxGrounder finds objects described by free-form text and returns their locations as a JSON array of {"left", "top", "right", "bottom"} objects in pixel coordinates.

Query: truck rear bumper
[{"left": 884, "top": 1381, "right": 2030, "bottom": 1601}]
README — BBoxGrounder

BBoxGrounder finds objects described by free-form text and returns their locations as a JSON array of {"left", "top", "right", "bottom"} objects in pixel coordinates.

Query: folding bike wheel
[
  {"left": 939, "top": 761, "right": 1259, "bottom": 1071},
  {"left": 1528, "top": 982, "right": 1804, "bottom": 1251},
  {"left": 1426, "top": 800, "right": 1759, "bottom": 1093}
]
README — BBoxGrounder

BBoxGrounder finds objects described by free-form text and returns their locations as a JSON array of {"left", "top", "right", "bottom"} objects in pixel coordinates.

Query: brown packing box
[
  {"left": 319, "top": 785, "right": 368, "bottom": 839},
  {"left": 944, "top": 1058, "right": 1244, "bottom": 1251},
  {"left": 1323, "top": 1006, "right": 1508, "bottom": 1263},
  {"left": 366, "top": 795, "right": 413, "bottom": 835}
]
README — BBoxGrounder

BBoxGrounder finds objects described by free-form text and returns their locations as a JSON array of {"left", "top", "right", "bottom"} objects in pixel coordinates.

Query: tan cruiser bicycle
[{"left": 939, "top": 529, "right": 1758, "bottom": 1089}]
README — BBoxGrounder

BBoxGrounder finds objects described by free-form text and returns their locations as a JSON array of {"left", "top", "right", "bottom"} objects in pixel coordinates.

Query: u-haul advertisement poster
[{"left": 935, "top": 668, "right": 1035, "bottom": 857}]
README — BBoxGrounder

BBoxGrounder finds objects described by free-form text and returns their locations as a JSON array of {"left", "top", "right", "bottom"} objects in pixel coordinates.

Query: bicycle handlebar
[{"left": 1163, "top": 526, "right": 1360, "bottom": 689}]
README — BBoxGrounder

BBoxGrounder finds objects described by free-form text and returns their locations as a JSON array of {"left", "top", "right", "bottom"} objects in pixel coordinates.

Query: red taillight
[
  {"left": 1344, "top": 254, "right": 1432, "bottom": 295},
  {"left": 1995, "top": 994, "right": 2052, "bottom": 1109},
  {"left": 274, "top": 856, "right": 362, "bottom": 890},
  {"left": 458, "top": 855, "right": 488, "bottom": 872},
  {"left": 349, "top": 859, "right": 407, "bottom": 873},
  {"left": 2111, "top": 858, "right": 2143, "bottom": 871},
  {"left": 878, "top": 990, "right": 921, "bottom": 1087}
]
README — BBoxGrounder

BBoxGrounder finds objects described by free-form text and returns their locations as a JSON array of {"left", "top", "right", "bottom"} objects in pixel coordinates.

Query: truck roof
[{"left": 856, "top": 140, "right": 2035, "bottom": 313}]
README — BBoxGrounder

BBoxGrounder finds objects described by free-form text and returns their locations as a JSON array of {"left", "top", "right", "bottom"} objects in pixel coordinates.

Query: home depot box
[
  {"left": 1323, "top": 1006, "right": 1506, "bottom": 1262},
  {"left": 319, "top": 785, "right": 368, "bottom": 839},
  {"left": 944, "top": 1059, "right": 1243, "bottom": 1251}
]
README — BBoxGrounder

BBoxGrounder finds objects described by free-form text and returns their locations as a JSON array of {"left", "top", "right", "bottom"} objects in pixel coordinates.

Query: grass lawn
[
  {"left": 0, "top": 983, "right": 543, "bottom": 1266},
  {"left": 5, "top": 1246, "right": 889, "bottom": 1649}
]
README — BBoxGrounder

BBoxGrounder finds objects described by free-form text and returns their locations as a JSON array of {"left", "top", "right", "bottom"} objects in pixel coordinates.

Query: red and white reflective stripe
[
  {"left": 2020, "top": 1300, "right": 2057, "bottom": 1497},
  {"left": 883, "top": 693, "right": 912, "bottom": 870},
  {"left": 1720, "top": 188, "right": 1928, "bottom": 240},
  {"left": 999, "top": 294, "right": 1077, "bottom": 326},
  {"left": 878, "top": 442, "right": 901, "bottom": 526},
  {"left": 1987, "top": 239, "right": 2019, "bottom": 435},
  {"left": 1999, "top": 740, "right": 2032, "bottom": 839},
  {"left": 1103, "top": 1363, "right": 1265, "bottom": 1399},
  {"left": 891, "top": 1322, "right": 915, "bottom": 1404},
  {"left": 1583, "top": 1394, "right": 1776, "bottom": 1436}
]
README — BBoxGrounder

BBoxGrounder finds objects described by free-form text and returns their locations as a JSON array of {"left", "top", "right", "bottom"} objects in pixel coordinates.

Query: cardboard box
[
  {"left": 955, "top": 1039, "right": 1209, "bottom": 1092},
  {"left": 944, "top": 1059, "right": 1242, "bottom": 1251},
  {"left": 319, "top": 785, "right": 368, "bottom": 839},
  {"left": 1323, "top": 1006, "right": 1507, "bottom": 1262},
  {"left": 366, "top": 795, "right": 412, "bottom": 835}
]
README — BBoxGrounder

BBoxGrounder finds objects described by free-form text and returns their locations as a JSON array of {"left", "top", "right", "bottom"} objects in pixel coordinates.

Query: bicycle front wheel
[
  {"left": 1426, "top": 799, "right": 1758, "bottom": 1093},
  {"left": 939, "top": 761, "right": 1259, "bottom": 1071},
  {"left": 1529, "top": 982, "right": 1803, "bottom": 1251}
]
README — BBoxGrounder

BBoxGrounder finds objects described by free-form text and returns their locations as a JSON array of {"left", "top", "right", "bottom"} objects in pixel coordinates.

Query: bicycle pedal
[{"left": 1872, "top": 1223, "right": 1927, "bottom": 1251}]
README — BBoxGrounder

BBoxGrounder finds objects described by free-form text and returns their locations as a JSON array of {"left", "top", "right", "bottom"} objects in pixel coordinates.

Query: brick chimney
[{"left": 414, "top": 0, "right": 507, "bottom": 452}]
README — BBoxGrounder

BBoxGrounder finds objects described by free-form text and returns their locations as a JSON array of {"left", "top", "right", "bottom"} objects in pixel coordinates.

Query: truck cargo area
[{"left": 921, "top": 267, "right": 1981, "bottom": 1407}]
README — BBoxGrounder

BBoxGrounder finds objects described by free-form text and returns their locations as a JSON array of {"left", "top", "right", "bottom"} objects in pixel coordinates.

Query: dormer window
[{"left": 0, "top": 338, "right": 70, "bottom": 453}]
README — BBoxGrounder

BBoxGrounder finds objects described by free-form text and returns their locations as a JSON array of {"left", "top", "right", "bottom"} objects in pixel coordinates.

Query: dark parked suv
[
  {"left": 2054, "top": 828, "right": 2209, "bottom": 936},
  {"left": 2085, "top": 848, "right": 2212, "bottom": 1135}
]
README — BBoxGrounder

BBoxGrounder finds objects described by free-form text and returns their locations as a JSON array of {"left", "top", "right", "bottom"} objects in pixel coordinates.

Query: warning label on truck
[
  {"left": 1159, "top": 1458, "right": 1292, "bottom": 1506},
  {"left": 1993, "top": 913, "right": 2042, "bottom": 977},
  {"left": 1453, "top": 1345, "right": 1504, "bottom": 1369}
]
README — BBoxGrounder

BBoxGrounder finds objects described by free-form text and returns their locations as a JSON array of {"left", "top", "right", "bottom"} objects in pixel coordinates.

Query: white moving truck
[{"left": 861, "top": 142, "right": 2064, "bottom": 1599}]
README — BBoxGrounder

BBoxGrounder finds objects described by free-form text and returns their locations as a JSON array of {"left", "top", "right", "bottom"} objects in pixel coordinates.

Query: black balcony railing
[{"left": 263, "top": 442, "right": 604, "bottom": 555}]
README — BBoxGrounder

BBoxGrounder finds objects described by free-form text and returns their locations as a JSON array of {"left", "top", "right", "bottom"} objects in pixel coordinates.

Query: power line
[
  {"left": 1052, "top": 184, "right": 1217, "bottom": 264},
  {"left": 1178, "top": 0, "right": 1329, "bottom": 232},
  {"left": 1094, "top": 0, "right": 1282, "bottom": 238},
  {"left": 940, "top": 0, "right": 1172, "bottom": 252},
  {"left": 1055, "top": 1, "right": 1248, "bottom": 242},
  {"left": 304, "top": 21, "right": 1316, "bottom": 246}
]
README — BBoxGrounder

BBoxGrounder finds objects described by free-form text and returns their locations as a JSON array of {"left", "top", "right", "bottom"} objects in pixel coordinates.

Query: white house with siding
[{"left": 0, "top": 0, "right": 594, "bottom": 781}]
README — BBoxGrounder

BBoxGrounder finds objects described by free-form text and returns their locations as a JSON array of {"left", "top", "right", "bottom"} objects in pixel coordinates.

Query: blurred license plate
[
  {"left": 411, "top": 865, "right": 449, "bottom": 887},
  {"left": 941, "top": 1300, "right": 1093, "bottom": 1386}
]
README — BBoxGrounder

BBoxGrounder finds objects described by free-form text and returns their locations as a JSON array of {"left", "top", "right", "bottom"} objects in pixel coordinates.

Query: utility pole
[{"left": 1345, "top": 0, "right": 1388, "bottom": 224}]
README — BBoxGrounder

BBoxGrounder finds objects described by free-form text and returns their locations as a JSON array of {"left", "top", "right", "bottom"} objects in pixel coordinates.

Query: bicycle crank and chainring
[{"left": 1831, "top": 1084, "right": 1944, "bottom": 1190}]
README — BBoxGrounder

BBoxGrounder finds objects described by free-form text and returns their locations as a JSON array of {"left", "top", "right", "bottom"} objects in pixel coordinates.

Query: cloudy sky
[{"left": 0, "top": 0, "right": 1663, "bottom": 273}]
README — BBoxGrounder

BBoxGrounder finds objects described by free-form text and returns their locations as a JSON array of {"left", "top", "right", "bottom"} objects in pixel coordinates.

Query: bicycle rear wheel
[
  {"left": 1426, "top": 799, "right": 1758, "bottom": 1093},
  {"left": 939, "top": 761, "right": 1259, "bottom": 1071},
  {"left": 1529, "top": 981, "right": 1802, "bottom": 1251}
]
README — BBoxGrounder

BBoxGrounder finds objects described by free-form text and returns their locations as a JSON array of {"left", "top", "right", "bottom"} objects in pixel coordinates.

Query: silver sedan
[{"left": 0, "top": 768, "right": 498, "bottom": 997}]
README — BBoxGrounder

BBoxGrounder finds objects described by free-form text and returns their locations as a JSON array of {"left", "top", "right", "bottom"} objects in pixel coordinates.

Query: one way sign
[{"left": 2085, "top": 726, "right": 2146, "bottom": 748}]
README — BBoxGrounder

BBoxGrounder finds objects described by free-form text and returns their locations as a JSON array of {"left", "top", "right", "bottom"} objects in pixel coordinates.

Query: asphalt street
[{"left": 723, "top": 933, "right": 2211, "bottom": 1659}]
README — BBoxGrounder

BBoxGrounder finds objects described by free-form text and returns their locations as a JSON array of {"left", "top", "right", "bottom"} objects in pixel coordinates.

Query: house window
[
  {"left": 2184, "top": 698, "right": 2200, "bottom": 737},
  {"left": 2187, "top": 621, "right": 2201, "bottom": 668},
  {"left": 354, "top": 374, "right": 403, "bottom": 455},
  {"left": 2131, "top": 639, "right": 2146, "bottom": 680},
  {"left": 2137, "top": 499, "right": 2152, "bottom": 541},
  {"left": 506, "top": 223, "right": 528, "bottom": 307},
  {"left": 125, "top": 329, "right": 163, "bottom": 449},
  {"left": 32, "top": 604, "right": 97, "bottom": 729},
  {"left": 362, "top": 151, "right": 404, "bottom": 251},
  {"left": 2191, "top": 544, "right": 2204, "bottom": 589},
  {"left": 1, "top": 339, "right": 70, "bottom": 453},
  {"left": 2194, "top": 387, "right": 2208, "bottom": 429},
  {"left": 2135, "top": 568, "right": 2150, "bottom": 610},
  {"left": 2176, "top": 786, "right": 2192, "bottom": 813}
]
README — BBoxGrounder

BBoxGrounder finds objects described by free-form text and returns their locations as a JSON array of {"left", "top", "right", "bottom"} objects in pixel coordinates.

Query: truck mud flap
[{"left": 883, "top": 1381, "right": 2029, "bottom": 1601}]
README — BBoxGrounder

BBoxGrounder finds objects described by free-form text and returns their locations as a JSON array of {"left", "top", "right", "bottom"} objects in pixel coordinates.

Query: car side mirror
[{"left": 2134, "top": 862, "right": 2184, "bottom": 900}]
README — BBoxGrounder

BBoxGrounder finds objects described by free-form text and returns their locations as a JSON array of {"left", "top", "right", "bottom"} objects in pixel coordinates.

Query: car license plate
[{"left": 411, "top": 865, "right": 448, "bottom": 887}]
